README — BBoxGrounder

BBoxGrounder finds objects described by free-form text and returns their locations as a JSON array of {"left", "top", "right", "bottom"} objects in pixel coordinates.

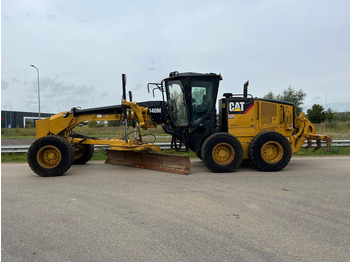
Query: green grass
[
  {"left": 1, "top": 153, "right": 28, "bottom": 162},
  {"left": 1, "top": 126, "right": 168, "bottom": 139},
  {"left": 2, "top": 128, "right": 36, "bottom": 139},
  {"left": 313, "top": 121, "right": 350, "bottom": 140},
  {"left": 2, "top": 121, "right": 350, "bottom": 140},
  {"left": 2, "top": 147, "right": 349, "bottom": 163},
  {"left": 295, "top": 147, "right": 350, "bottom": 156},
  {"left": 2, "top": 117, "right": 350, "bottom": 163}
]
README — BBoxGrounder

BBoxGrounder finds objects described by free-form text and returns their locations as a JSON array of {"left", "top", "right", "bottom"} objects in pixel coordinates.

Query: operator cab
[{"left": 162, "top": 71, "right": 222, "bottom": 129}]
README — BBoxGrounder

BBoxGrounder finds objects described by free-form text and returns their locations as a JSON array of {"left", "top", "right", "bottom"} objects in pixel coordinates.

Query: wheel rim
[
  {"left": 212, "top": 143, "right": 235, "bottom": 165},
  {"left": 37, "top": 145, "right": 62, "bottom": 168},
  {"left": 74, "top": 145, "right": 84, "bottom": 160},
  {"left": 261, "top": 141, "right": 283, "bottom": 164}
]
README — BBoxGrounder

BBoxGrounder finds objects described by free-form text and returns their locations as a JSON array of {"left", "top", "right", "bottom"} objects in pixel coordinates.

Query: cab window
[
  {"left": 167, "top": 80, "right": 188, "bottom": 126},
  {"left": 191, "top": 81, "right": 213, "bottom": 125}
]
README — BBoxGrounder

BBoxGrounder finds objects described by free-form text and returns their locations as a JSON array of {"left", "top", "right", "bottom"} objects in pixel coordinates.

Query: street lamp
[{"left": 30, "top": 65, "right": 41, "bottom": 120}]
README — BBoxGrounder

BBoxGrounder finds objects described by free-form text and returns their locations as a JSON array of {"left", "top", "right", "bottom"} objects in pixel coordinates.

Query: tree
[
  {"left": 264, "top": 91, "right": 276, "bottom": 100},
  {"left": 307, "top": 104, "right": 326, "bottom": 123},
  {"left": 325, "top": 108, "right": 335, "bottom": 122},
  {"left": 264, "top": 86, "right": 306, "bottom": 115},
  {"left": 87, "top": 121, "right": 98, "bottom": 128},
  {"left": 107, "top": 121, "right": 120, "bottom": 127}
]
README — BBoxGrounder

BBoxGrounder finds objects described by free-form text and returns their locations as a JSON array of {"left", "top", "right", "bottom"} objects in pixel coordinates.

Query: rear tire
[
  {"left": 28, "top": 135, "right": 75, "bottom": 176},
  {"left": 195, "top": 151, "right": 202, "bottom": 160},
  {"left": 73, "top": 144, "right": 94, "bottom": 164},
  {"left": 249, "top": 131, "right": 292, "bottom": 171},
  {"left": 201, "top": 133, "right": 243, "bottom": 172}
]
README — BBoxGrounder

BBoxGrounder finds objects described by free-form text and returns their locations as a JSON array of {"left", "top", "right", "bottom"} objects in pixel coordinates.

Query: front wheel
[
  {"left": 249, "top": 131, "right": 292, "bottom": 171},
  {"left": 73, "top": 144, "right": 94, "bottom": 164},
  {"left": 201, "top": 133, "right": 243, "bottom": 172},
  {"left": 28, "top": 135, "right": 75, "bottom": 176}
]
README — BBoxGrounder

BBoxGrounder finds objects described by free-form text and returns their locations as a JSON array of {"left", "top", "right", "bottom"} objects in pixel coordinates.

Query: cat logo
[{"left": 229, "top": 102, "right": 245, "bottom": 112}]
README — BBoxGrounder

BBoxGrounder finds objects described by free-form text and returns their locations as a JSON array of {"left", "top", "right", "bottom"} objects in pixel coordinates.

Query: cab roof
[{"left": 164, "top": 71, "right": 222, "bottom": 81}]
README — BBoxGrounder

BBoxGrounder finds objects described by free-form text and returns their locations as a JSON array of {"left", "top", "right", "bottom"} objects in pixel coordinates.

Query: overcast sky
[{"left": 2, "top": 0, "right": 350, "bottom": 114}]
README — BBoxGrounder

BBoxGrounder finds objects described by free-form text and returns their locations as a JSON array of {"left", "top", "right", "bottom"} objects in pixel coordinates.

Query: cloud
[
  {"left": 1, "top": 79, "right": 9, "bottom": 90},
  {"left": 2, "top": 0, "right": 350, "bottom": 113},
  {"left": 23, "top": 76, "right": 97, "bottom": 113},
  {"left": 45, "top": 13, "right": 57, "bottom": 21},
  {"left": 24, "top": 11, "right": 57, "bottom": 21},
  {"left": 100, "top": 92, "right": 108, "bottom": 99}
]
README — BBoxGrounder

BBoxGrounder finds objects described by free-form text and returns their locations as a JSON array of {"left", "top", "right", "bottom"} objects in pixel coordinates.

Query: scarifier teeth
[
  {"left": 313, "top": 140, "right": 322, "bottom": 152},
  {"left": 305, "top": 139, "right": 312, "bottom": 149},
  {"left": 304, "top": 135, "right": 332, "bottom": 153},
  {"left": 325, "top": 139, "right": 332, "bottom": 152}
]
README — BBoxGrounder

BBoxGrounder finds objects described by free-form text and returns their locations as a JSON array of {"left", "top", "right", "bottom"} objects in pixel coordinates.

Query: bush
[
  {"left": 334, "top": 112, "right": 350, "bottom": 122},
  {"left": 325, "top": 120, "right": 338, "bottom": 129},
  {"left": 107, "top": 121, "right": 120, "bottom": 127},
  {"left": 87, "top": 121, "right": 97, "bottom": 128},
  {"left": 307, "top": 104, "right": 326, "bottom": 123},
  {"left": 325, "top": 108, "right": 335, "bottom": 122}
]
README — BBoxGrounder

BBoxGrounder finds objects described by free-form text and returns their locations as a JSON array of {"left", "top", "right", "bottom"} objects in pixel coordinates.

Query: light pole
[{"left": 30, "top": 64, "right": 41, "bottom": 120}]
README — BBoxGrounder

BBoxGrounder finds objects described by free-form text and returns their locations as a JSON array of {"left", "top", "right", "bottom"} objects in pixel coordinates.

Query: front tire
[
  {"left": 28, "top": 135, "right": 75, "bottom": 176},
  {"left": 201, "top": 133, "right": 243, "bottom": 172},
  {"left": 249, "top": 131, "right": 292, "bottom": 171}
]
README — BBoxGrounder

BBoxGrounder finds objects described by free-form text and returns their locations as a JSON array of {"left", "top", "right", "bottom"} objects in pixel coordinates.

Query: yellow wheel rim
[
  {"left": 212, "top": 143, "right": 235, "bottom": 165},
  {"left": 37, "top": 145, "right": 62, "bottom": 169},
  {"left": 261, "top": 141, "right": 283, "bottom": 164},
  {"left": 74, "top": 145, "right": 84, "bottom": 160}
]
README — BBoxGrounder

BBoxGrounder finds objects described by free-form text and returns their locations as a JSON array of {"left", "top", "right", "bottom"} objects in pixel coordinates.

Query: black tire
[
  {"left": 201, "top": 132, "right": 243, "bottom": 172},
  {"left": 195, "top": 151, "right": 202, "bottom": 160},
  {"left": 249, "top": 131, "right": 292, "bottom": 171},
  {"left": 28, "top": 135, "right": 75, "bottom": 177},
  {"left": 73, "top": 144, "right": 94, "bottom": 164}
]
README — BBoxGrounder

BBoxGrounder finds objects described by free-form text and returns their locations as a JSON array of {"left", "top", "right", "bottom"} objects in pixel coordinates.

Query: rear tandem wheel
[{"left": 249, "top": 131, "right": 292, "bottom": 171}]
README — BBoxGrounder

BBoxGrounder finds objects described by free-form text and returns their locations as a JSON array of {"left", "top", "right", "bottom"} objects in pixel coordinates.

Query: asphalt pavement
[
  {"left": 2, "top": 157, "right": 350, "bottom": 261},
  {"left": 1, "top": 139, "right": 35, "bottom": 146}
]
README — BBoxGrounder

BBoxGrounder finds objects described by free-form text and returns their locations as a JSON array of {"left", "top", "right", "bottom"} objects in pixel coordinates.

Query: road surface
[
  {"left": 1, "top": 139, "right": 35, "bottom": 146},
  {"left": 2, "top": 157, "right": 350, "bottom": 261}
]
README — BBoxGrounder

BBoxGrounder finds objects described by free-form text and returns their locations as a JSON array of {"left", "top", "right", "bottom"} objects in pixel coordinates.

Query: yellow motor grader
[{"left": 28, "top": 72, "right": 331, "bottom": 176}]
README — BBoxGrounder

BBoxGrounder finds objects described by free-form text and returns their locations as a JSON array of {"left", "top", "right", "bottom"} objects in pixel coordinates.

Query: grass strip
[{"left": 2, "top": 147, "right": 350, "bottom": 163}]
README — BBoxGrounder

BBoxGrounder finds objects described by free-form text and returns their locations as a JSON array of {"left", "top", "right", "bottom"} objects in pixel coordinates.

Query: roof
[{"left": 164, "top": 71, "right": 221, "bottom": 80}]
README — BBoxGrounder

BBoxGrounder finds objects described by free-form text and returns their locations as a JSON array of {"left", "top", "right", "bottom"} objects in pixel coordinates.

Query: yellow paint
[
  {"left": 228, "top": 100, "right": 331, "bottom": 159},
  {"left": 35, "top": 101, "right": 161, "bottom": 153}
]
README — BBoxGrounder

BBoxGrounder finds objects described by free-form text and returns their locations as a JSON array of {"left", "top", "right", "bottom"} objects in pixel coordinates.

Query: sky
[{"left": 2, "top": 0, "right": 350, "bottom": 114}]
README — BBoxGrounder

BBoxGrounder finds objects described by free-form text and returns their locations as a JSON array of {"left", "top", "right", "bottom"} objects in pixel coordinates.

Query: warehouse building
[{"left": 1, "top": 111, "right": 53, "bottom": 128}]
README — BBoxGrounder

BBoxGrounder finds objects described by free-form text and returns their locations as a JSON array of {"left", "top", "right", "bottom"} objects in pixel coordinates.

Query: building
[{"left": 1, "top": 110, "right": 53, "bottom": 128}]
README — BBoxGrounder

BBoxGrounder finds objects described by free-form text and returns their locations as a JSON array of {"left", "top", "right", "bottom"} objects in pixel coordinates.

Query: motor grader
[{"left": 28, "top": 72, "right": 331, "bottom": 176}]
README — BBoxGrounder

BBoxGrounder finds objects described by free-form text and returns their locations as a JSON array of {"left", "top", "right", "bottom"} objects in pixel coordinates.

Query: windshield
[{"left": 166, "top": 80, "right": 188, "bottom": 126}]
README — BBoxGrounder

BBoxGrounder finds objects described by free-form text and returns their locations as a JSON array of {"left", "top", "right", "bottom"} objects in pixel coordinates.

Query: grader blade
[{"left": 105, "top": 150, "right": 191, "bottom": 175}]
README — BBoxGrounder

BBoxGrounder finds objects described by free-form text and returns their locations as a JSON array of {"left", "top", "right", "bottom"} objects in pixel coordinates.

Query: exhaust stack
[{"left": 243, "top": 81, "right": 249, "bottom": 98}]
